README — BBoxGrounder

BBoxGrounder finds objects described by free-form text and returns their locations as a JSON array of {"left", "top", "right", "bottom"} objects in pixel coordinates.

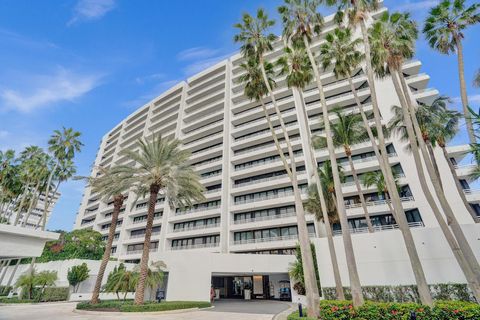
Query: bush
[
  {"left": 76, "top": 300, "right": 211, "bottom": 312},
  {"left": 322, "top": 283, "right": 475, "bottom": 303},
  {"left": 287, "top": 300, "right": 480, "bottom": 320},
  {"left": 0, "top": 286, "right": 12, "bottom": 296},
  {"left": 0, "top": 297, "right": 35, "bottom": 304},
  {"left": 32, "top": 287, "right": 69, "bottom": 302},
  {"left": 67, "top": 263, "right": 90, "bottom": 293}
]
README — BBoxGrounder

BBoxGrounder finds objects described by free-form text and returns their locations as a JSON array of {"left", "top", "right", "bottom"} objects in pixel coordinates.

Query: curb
[
  {"left": 272, "top": 302, "right": 296, "bottom": 320},
  {"left": 73, "top": 305, "right": 214, "bottom": 316}
]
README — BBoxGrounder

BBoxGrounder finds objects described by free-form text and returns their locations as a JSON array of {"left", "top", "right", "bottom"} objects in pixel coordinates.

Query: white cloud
[
  {"left": 182, "top": 54, "right": 231, "bottom": 76},
  {"left": 177, "top": 47, "right": 220, "bottom": 61},
  {"left": 134, "top": 73, "right": 165, "bottom": 85},
  {"left": 392, "top": 0, "right": 439, "bottom": 11},
  {"left": 452, "top": 94, "right": 480, "bottom": 105},
  {"left": 68, "top": 0, "right": 116, "bottom": 25},
  {"left": 0, "top": 68, "right": 102, "bottom": 113}
]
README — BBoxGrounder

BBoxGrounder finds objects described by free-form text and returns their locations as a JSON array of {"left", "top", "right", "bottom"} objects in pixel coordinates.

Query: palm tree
[
  {"left": 15, "top": 268, "right": 37, "bottom": 300},
  {"left": 315, "top": 109, "right": 374, "bottom": 232},
  {"left": 278, "top": 0, "right": 364, "bottom": 306},
  {"left": 35, "top": 270, "right": 58, "bottom": 301},
  {"left": 474, "top": 69, "right": 480, "bottom": 87},
  {"left": 114, "top": 134, "right": 205, "bottom": 305},
  {"left": 362, "top": 170, "right": 398, "bottom": 217},
  {"left": 372, "top": 11, "right": 480, "bottom": 302},
  {"left": 235, "top": 10, "right": 322, "bottom": 315},
  {"left": 77, "top": 166, "right": 133, "bottom": 304},
  {"left": 277, "top": 42, "right": 345, "bottom": 300},
  {"left": 424, "top": 0, "right": 480, "bottom": 144},
  {"left": 104, "top": 263, "right": 137, "bottom": 301},
  {"left": 38, "top": 128, "right": 82, "bottom": 231}
]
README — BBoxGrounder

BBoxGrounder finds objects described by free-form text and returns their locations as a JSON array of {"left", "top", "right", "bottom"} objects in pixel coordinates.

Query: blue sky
[{"left": 0, "top": 0, "right": 478, "bottom": 231}]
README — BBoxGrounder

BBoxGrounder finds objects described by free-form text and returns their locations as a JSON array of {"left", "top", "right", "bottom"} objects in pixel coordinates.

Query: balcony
[
  {"left": 344, "top": 196, "right": 414, "bottom": 209},
  {"left": 175, "top": 205, "right": 220, "bottom": 216},
  {"left": 126, "top": 248, "right": 158, "bottom": 255},
  {"left": 170, "top": 242, "right": 219, "bottom": 250},
  {"left": 173, "top": 223, "right": 220, "bottom": 233},
  {"left": 454, "top": 164, "right": 476, "bottom": 178},
  {"left": 130, "top": 231, "right": 161, "bottom": 239},
  {"left": 332, "top": 221, "right": 425, "bottom": 236},
  {"left": 233, "top": 233, "right": 316, "bottom": 245},
  {"left": 233, "top": 212, "right": 297, "bottom": 225}
]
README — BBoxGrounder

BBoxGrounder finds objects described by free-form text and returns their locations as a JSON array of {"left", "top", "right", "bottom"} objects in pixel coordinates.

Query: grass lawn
[{"left": 76, "top": 300, "right": 211, "bottom": 312}]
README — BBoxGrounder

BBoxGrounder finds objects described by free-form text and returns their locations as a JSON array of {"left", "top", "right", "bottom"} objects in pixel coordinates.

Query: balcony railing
[
  {"left": 234, "top": 137, "right": 301, "bottom": 156},
  {"left": 234, "top": 122, "right": 298, "bottom": 142},
  {"left": 233, "top": 171, "right": 306, "bottom": 189},
  {"left": 234, "top": 151, "right": 303, "bottom": 172},
  {"left": 233, "top": 233, "right": 316, "bottom": 245},
  {"left": 173, "top": 223, "right": 220, "bottom": 232},
  {"left": 175, "top": 205, "right": 220, "bottom": 216},
  {"left": 170, "top": 242, "right": 219, "bottom": 250},
  {"left": 341, "top": 173, "right": 405, "bottom": 187},
  {"left": 126, "top": 248, "right": 158, "bottom": 255},
  {"left": 132, "top": 216, "right": 162, "bottom": 224},
  {"left": 463, "top": 189, "right": 480, "bottom": 195},
  {"left": 344, "top": 196, "right": 414, "bottom": 209},
  {"left": 234, "top": 189, "right": 307, "bottom": 205},
  {"left": 233, "top": 212, "right": 296, "bottom": 225},
  {"left": 332, "top": 221, "right": 424, "bottom": 236},
  {"left": 130, "top": 231, "right": 161, "bottom": 239},
  {"left": 454, "top": 164, "right": 476, "bottom": 170}
]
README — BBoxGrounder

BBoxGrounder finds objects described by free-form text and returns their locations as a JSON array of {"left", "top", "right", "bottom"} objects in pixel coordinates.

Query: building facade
[{"left": 74, "top": 5, "right": 479, "bottom": 265}]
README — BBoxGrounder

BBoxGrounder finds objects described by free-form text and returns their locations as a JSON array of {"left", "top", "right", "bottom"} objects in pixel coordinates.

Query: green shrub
[
  {"left": 76, "top": 300, "right": 211, "bottom": 312},
  {"left": 286, "top": 310, "right": 317, "bottom": 320},
  {"left": 322, "top": 283, "right": 474, "bottom": 303},
  {"left": 288, "top": 300, "right": 480, "bottom": 320},
  {"left": 0, "top": 286, "right": 12, "bottom": 296},
  {"left": 32, "top": 287, "right": 69, "bottom": 302},
  {"left": 0, "top": 297, "right": 35, "bottom": 304}
]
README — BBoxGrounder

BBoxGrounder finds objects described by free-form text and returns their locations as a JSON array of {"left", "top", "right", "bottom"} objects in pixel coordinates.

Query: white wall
[
  {"left": 314, "top": 224, "right": 480, "bottom": 288},
  {"left": 0, "top": 259, "right": 137, "bottom": 294},
  {"left": 149, "top": 251, "right": 295, "bottom": 302}
]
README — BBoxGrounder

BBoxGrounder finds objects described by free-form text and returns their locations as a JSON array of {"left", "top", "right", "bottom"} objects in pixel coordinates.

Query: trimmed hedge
[
  {"left": 322, "top": 284, "right": 475, "bottom": 303},
  {"left": 76, "top": 300, "right": 211, "bottom": 312},
  {"left": 287, "top": 300, "right": 480, "bottom": 320},
  {"left": 0, "top": 286, "right": 12, "bottom": 296},
  {"left": 0, "top": 297, "right": 36, "bottom": 304},
  {"left": 32, "top": 287, "right": 69, "bottom": 302}
]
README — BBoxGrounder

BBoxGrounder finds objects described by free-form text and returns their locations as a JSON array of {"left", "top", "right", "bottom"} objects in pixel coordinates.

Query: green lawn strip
[
  {"left": 287, "top": 300, "right": 480, "bottom": 320},
  {"left": 0, "top": 297, "right": 36, "bottom": 304},
  {"left": 76, "top": 300, "right": 211, "bottom": 312}
]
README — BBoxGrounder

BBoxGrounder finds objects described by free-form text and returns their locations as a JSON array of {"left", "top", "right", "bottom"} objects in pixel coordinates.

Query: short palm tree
[
  {"left": 362, "top": 170, "right": 398, "bottom": 217},
  {"left": 424, "top": 0, "right": 480, "bottom": 144},
  {"left": 104, "top": 263, "right": 137, "bottom": 301},
  {"left": 372, "top": 12, "right": 480, "bottom": 301},
  {"left": 278, "top": 0, "right": 364, "bottom": 307},
  {"left": 78, "top": 166, "right": 133, "bottom": 304},
  {"left": 115, "top": 134, "right": 205, "bottom": 305},
  {"left": 316, "top": 109, "right": 374, "bottom": 232},
  {"left": 35, "top": 270, "right": 57, "bottom": 301}
]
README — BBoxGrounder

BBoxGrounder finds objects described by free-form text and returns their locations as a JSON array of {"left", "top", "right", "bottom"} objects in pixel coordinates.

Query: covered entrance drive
[{"left": 212, "top": 273, "right": 291, "bottom": 301}]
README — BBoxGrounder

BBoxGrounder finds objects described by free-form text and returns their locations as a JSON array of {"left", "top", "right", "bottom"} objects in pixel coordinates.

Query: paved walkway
[{"left": 0, "top": 300, "right": 291, "bottom": 320}]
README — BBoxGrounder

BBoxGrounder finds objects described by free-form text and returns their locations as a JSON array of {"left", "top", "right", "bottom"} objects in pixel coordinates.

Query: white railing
[
  {"left": 170, "top": 242, "right": 219, "bottom": 250},
  {"left": 233, "top": 212, "right": 296, "bottom": 225},
  {"left": 341, "top": 173, "right": 405, "bottom": 188},
  {"left": 405, "top": 73, "right": 427, "bottom": 80},
  {"left": 234, "top": 189, "right": 307, "bottom": 205},
  {"left": 234, "top": 122, "right": 298, "bottom": 142},
  {"left": 412, "top": 88, "right": 435, "bottom": 95},
  {"left": 344, "top": 196, "right": 414, "bottom": 209},
  {"left": 463, "top": 189, "right": 480, "bottom": 195},
  {"left": 132, "top": 216, "right": 162, "bottom": 224},
  {"left": 130, "top": 231, "right": 161, "bottom": 239},
  {"left": 454, "top": 164, "right": 476, "bottom": 170},
  {"left": 201, "top": 171, "right": 222, "bottom": 179},
  {"left": 233, "top": 171, "right": 306, "bottom": 189},
  {"left": 173, "top": 223, "right": 220, "bottom": 233},
  {"left": 175, "top": 205, "right": 220, "bottom": 216},
  {"left": 205, "top": 188, "right": 222, "bottom": 194},
  {"left": 332, "top": 221, "right": 424, "bottom": 236},
  {"left": 192, "top": 156, "right": 222, "bottom": 169},
  {"left": 234, "top": 137, "right": 301, "bottom": 156},
  {"left": 126, "top": 248, "right": 158, "bottom": 255},
  {"left": 233, "top": 233, "right": 316, "bottom": 245},
  {"left": 234, "top": 151, "right": 304, "bottom": 171},
  {"left": 191, "top": 144, "right": 223, "bottom": 157}
]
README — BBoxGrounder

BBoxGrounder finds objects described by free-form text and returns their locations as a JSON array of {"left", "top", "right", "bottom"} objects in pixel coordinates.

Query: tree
[
  {"left": 474, "top": 69, "right": 480, "bottom": 87},
  {"left": 424, "top": 0, "right": 480, "bottom": 144},
  {"left": 234, "top": 8, "right": 321, "bottom": 315},
  {"left": 278, "top": 0, "right": 364, "bottom": 307},
  {"left": 15, "top": 268, "right": 37, "bottom": 300},
  {"left": 371, "top": 11, "right": 480, "bottom": 302},
  {"left": 134, "top": 261, "right": 165, "bottom": 301},
  {"left": 35, "top": 270, "right": 58, "bottom": 301},
  {"left": 67, "top": 263, "right": 90, "bottom": 293},
  {"left": 114, "top": 134, "right": 205, "bottom": 305},
  {"left": 77, "top": 166, "right": 132, "bottom": 304},
  {"left": 104, "top": 263, "right": 137, "bottom": 301},
  {"left": 289, "top": 244, "right": 321, "bottom": 295},
  {"left": 362, "top": 170, "right": 398, "bottom": 216},
  {"left": 315, "top": 108, "right": 374, "bottom": 232}
]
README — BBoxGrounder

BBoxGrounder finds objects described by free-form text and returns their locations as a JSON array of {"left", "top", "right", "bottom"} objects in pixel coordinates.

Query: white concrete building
[{"left": 73, "top": 4, "right": 479, "bottom": 300}]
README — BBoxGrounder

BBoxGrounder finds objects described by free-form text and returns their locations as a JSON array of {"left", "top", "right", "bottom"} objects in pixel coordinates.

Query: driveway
[{"left": 0, "top": 301, "right": 291, "bottom": 320}]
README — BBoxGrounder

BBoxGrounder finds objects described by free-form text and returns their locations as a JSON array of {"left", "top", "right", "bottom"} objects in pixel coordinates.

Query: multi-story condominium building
[
  {"left": 74, "top": 4, "right": 479, "bottom": 267},
  {"left": 2, "top": 191, "right": 60, "bottom": 228}
]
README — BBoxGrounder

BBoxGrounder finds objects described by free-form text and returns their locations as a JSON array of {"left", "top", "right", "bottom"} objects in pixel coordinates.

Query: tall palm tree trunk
[
  {"left": 397, "top": 71, "right": 480, "bottom": 296},
  {"left": 455, "top": 36, "right": 475, "bottom": 144},
  {"left": 346, "top": 150, "right": 374, "bottom": 232},
  {"left": 38, "top": 162, "right": 58, "bottom": 230},
  {"left": 13, "top": 187, "right": 30, "bottom": 226},
  {"left": 303, "top": 34, "right": 364, "bottom": 307},
  {"left": 439, "top": 144, "right": 479, "bottom": 223},
  {"left": 21, "top": 183, "right": 41, "bottom": 227},
  {"left": 258, "top": 61, "right": 320, "bottom": 317},
  {"left": 296, "top": 90, "right": 345, "bottom": 300},
  {"left": 91, "top": 195, "right": 124, "bottom": 304},
  {"left": 0, "top": 260, "right": 11, "bottom": 284},
  {"left": 425, "top": 142, "right": 443, "bottom": 190},
  {"left": 134, "top": 185, "right": 159, "bottom": 305},
  {"left": 359, "top": 18, "right": 433, "bottom": 305}
]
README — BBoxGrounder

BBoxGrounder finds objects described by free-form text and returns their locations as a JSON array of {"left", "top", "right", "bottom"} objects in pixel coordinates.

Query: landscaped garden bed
[
  {"left": 288, "top": 300, "right": 480, "bottom": 320},
  {"left": 76, "top": 300, "right": 211, "bottom": 312}
]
